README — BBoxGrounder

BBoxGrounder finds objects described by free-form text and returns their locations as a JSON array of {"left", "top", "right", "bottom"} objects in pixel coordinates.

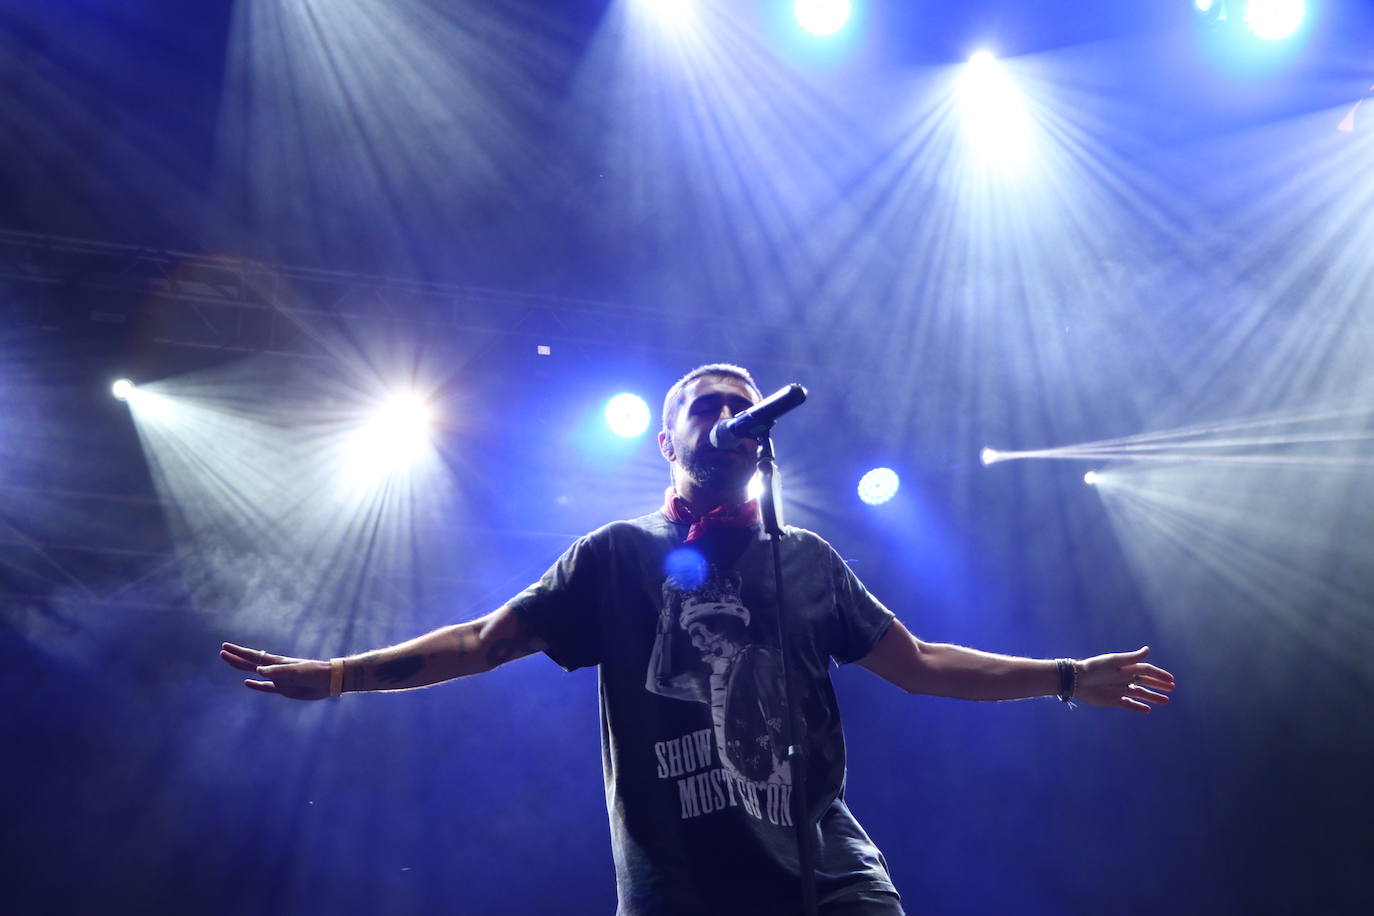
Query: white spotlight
[
  {"left": 1244, "top": 0, "right": 1305, "bottom": 41},
  {"left": 352, "top": 392, "right": 433, "bottom": 478},
  {"left": 959, "top": 50, "right": 1033, "bottom": 171},
  {"left": 1084, "top": 470, "right": 1101, "bottom": 486},
  {"left": 980, "top": 447, "right": 999, "bottom": 466},
  {"left": 113, "top": 379, "right": 174, "bottom": 420},
  {"left": 605, "top": 393, "right": 651, "bottom": 438},
  {"left": 640, "top": 0, "right": 695, "bottom": 27},
  {"left": 858, "top": 467, "right": 900, "bottom": 505},
  {"left": 794, "top": 0, "right": 852, "bottom": 37}
]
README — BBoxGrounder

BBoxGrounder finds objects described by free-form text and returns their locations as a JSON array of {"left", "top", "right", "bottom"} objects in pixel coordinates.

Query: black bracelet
[{"left": 1055, "top": 658, "right": 1077, "bottom": 703}]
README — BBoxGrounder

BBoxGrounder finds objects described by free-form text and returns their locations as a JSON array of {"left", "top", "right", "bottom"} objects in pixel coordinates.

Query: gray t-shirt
[{"left": 509, "top": 510, "right": 897, "bottom": 916}]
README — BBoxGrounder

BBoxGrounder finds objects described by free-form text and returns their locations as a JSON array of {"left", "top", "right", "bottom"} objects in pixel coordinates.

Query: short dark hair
[{"left": 661, "top": 363, "right": 762, "bottom": 434}]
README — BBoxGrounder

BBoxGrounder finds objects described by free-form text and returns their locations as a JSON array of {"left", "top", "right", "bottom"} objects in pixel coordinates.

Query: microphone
[{"left": 710, "top": 383, "right": 808, "bottom": 450}]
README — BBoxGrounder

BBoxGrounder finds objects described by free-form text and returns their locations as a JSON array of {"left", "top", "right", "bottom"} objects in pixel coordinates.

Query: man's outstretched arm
[
  {"left": 219, "top": 603, "right": 546, "bottom": 700},
  {"left": 857, "top": 620, "right": 1175, "bottom": 713}
]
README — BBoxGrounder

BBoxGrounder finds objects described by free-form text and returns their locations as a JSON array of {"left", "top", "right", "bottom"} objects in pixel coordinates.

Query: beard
[{"left": 677, "top": 436, "right": 756, "bottom": 496}]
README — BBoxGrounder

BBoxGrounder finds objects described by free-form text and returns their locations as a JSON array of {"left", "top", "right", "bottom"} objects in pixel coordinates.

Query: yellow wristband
[{"left": 330, "top": 657, "right": 345, "bottom": 697}]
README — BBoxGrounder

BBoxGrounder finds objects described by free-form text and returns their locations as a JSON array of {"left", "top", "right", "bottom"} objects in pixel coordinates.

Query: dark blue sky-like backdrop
[{"left": 2, "top": 2, "right": 1372, "bottom": 914}]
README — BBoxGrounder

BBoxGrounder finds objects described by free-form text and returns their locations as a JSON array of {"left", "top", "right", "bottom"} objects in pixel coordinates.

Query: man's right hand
[{"left": 220, "top": 643, "right": 331, "bottom": 700}]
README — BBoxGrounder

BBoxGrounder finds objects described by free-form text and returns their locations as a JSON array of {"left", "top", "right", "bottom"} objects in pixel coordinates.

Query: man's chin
[{"left": 689, "top": 470, "right": 754, "bottom": 497}]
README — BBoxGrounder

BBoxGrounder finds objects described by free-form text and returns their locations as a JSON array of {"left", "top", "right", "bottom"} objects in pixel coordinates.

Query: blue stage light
[
  {"left": 794, "top": 0, "right": 852, "bottom": 37},
  {"left": 605, "top": 393, "right": 651, "bottom": 438},
  {"left": 1194, "top": 0, "right": 1310, "bottom": 76},
  {"left": 1243, "top": 0, "right": 1305, "bottom": 41},
  {"left": 857, "top": 467, "right": 899, "bottom": 505}
]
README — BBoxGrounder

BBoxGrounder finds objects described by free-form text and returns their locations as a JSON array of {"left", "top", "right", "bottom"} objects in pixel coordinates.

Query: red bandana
[{"left": 661, "top": 487, "right": 760, "bottom": 543}]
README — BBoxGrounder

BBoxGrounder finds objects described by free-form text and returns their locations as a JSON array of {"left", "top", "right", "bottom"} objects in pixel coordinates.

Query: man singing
[{"left": 220, "top": 363, "right": 1175, "bottom": 916}]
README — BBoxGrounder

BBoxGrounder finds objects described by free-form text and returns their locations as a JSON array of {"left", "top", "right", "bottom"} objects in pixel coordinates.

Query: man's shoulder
[
  {"left": 579, "top": 513, "right": 830, "bottom": 553},
  {"left": 782, "top": 525, "right": 834, "bottom": 552},
  {"left": 583, "top": 510, "right": 680, "bottom": 545}
]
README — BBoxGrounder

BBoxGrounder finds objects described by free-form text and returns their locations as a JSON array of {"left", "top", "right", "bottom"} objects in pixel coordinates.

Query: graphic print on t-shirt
[{"left": 646, "top": 563, "right": 794, "bottom": 823}]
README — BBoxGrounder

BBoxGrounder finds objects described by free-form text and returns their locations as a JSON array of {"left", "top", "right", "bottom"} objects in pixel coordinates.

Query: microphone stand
[{"left": 756, "top": 427, "right": 819, "bottom": 916}]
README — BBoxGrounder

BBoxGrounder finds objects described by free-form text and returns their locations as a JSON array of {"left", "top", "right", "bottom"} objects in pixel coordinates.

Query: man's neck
[{"left": 673, "top": 480, "right": 748, "bottom": 515}]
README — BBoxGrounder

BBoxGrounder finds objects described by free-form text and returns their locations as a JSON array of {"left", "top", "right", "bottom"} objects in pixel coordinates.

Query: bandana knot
[{"left": 661, "top": 487, "right": 760, "bottom": 543}]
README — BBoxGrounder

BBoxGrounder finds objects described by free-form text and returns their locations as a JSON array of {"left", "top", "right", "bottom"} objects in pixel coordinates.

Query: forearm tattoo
[
  {"left": 345, "top": 654, "right": 374, "bottom": 692},
  {"left": 345, "top": 650, "right": 426, "bottom": 691},
  {"left": 375, "top": 654, "right": 425, "bottom": 685}
]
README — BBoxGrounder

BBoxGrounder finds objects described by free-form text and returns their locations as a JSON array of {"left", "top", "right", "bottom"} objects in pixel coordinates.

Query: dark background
[{"left": 2, "top": 2, "right": 1372, "bottom": 914}]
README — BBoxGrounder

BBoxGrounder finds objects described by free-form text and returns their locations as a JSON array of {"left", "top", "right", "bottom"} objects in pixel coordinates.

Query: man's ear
[{"left": 658, "top": 430, "right": 675, "bottom": 462}]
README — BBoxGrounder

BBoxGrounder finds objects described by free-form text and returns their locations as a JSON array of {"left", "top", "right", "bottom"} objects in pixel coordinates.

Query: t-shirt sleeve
[
  {"left": 827, "top": 547, "right": 896, "bottom": 665},
  {"left": 505, "top": 535, "right": 603, "bottom": 671}
]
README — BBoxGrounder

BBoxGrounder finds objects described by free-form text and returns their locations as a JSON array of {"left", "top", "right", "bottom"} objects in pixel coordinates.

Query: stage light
[
  {"left": 1196, "top": 0, "right": 1306, "bottom": 41},
  {"left": 793, "top": 0, "right": 852, "bottom": 37},
  {"left": 959, "top": 50, "right": 1033, "bottom": 171},
  {"left": 112, "top": 378, "right": 176, "bottom": 421},
  {"left": 352, "top": 391, "right": 433, "bottom": 478},
  {"left": 641, "top": 0, "right": 695, "bottom": 27},
  {"left": 1194, "top": 0, "right": 1311, "bottom": 78},
  {"left": 858, "top": 467, "right": 899, "bottom": 505},
  {"left": 1084, "top": 470, "right": 1101, "bottom": 486},
  {"left": 980, "top": 447, "right": 999, "bottom": 466},
  {"left": 1243, "top": 0, "right": 1305, "bottom": 41},
  {"left": 605, "top": 393, "right": 651, "bottom": 438}
]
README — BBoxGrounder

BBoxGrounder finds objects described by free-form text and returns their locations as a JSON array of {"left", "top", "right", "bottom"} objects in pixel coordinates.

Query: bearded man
[{"left": 222, "top": 363, "right": 1175, "bottom": 916}]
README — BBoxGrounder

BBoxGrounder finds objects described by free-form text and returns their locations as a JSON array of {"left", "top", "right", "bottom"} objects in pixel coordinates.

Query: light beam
[{"left": 982, "top": 405, "right": 1374, "bottom": 471}]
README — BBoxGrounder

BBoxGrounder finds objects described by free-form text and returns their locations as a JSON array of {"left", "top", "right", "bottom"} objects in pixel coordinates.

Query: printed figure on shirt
[{"left": 647, "top": 568, "right": 791, "bottom": 786}]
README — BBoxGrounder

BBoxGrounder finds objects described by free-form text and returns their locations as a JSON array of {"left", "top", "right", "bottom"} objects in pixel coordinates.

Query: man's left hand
[{"left": 1075, "top": 646, "right": 1175, "bottom": 713}]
